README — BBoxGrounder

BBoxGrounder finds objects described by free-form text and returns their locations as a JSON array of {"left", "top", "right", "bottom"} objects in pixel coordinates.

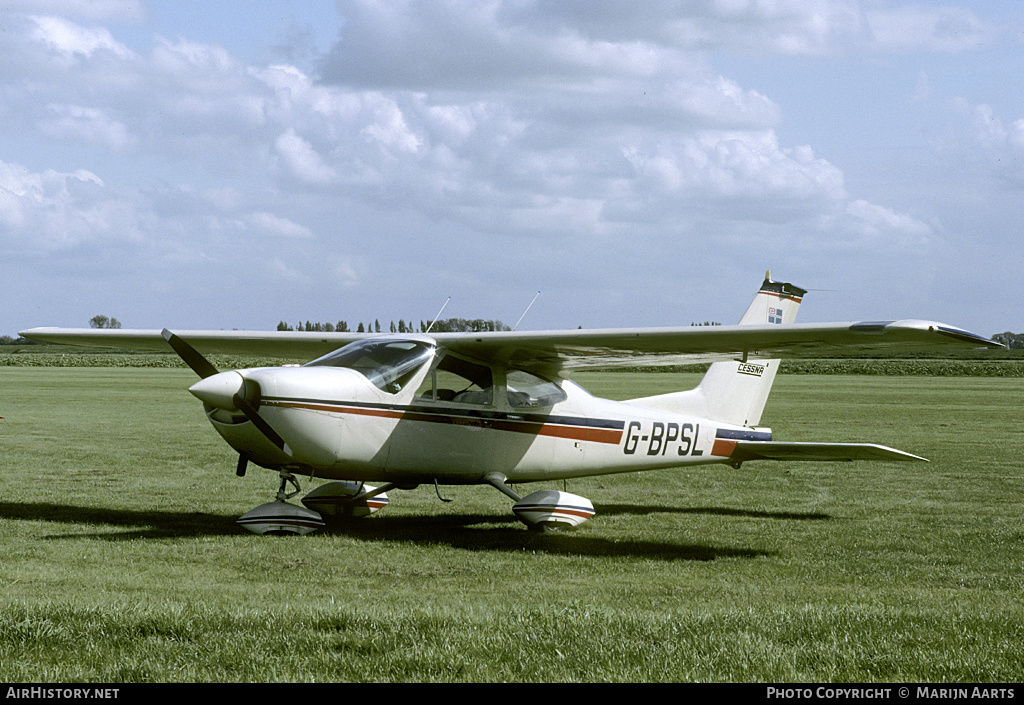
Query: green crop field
[{"left": 1, "top": 367, "right": 1022, "bottom": 682}]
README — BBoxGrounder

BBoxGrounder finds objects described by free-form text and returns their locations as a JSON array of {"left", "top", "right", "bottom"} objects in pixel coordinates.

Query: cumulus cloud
[
  {"left": 29, "top": 14, "right": 135, "bottom": 60},
  {"left": 361, "top": 98, "right": 423, "bottom": 154},
  {"left": 865, "top": 5, "right": 993, "bottom": 52},
  {"left": 246, "top": 211, "right": 314, "bottom": 239},
  {"left": 38, "top": 104, "right": 136, "bottom": 150},
  {"left": 970, "top": 103, "right": 1024, "bottom": 153},
  {"left": 2, "top": 6, "right": 932, "bottom": 230},
  {"left": 319, "top": 0, "right": 871, "bottom": 86},
  {"left": 958, "top": 102, "right": 1024, "bottom": 187},
  {"left": 0, "top": 5, "right": 942, "bottom": 252},
  {"left": 843, "top": 199, "right": 932, "bottom": 245},
  {"left": 275, "top": 128, "right": 338, "bottom": 184},
  {"left": 624, "top": 130, "right": 846, "bottom": 203},
  {"left": 0, "top": 159, "right": 138, "bottom": 252}
]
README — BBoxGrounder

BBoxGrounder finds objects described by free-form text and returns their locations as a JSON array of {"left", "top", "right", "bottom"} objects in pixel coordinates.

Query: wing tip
[{"left": 850, "top": 320, "right": 1003, "bottom": 349}]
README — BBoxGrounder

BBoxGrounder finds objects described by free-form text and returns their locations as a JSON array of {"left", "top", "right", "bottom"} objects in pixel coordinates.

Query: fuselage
[{"left": 196, "top": 338, "right": 769, "bottom": 486}]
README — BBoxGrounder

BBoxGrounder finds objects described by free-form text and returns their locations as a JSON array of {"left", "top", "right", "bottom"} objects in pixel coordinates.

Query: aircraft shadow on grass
[
  {"left": 595, "top": 502, "right": 831, "bottom": 521},
  {"left": 0, "top": 499, "right": 831, "bottom": 561},
  {"left": 0, "top": 501, "right": 238, "bottom": 540}
]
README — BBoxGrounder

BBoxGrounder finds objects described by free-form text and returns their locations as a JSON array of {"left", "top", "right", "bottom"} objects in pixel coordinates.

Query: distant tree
[
  {"left": 992, "top": 332, "right": 1024, "bottom": 349},
  {"left": 428, "top": 318, "right": 511, "bottom": 333},
  {"left": 273, "top": 317, "right": 515, "bottom": 335},
  {"left": 89, "top": 315, "right": 121, "bottom": 329}
]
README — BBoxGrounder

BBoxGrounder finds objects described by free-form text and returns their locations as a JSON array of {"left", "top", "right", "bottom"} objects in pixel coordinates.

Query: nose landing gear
[{"left": 236, "top": 471, "right": 325, "bottom": 536}]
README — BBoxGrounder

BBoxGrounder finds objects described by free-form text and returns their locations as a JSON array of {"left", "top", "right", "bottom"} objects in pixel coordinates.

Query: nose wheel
[{"left": 235, "top": 471, "right": 325, "bottom": 535}]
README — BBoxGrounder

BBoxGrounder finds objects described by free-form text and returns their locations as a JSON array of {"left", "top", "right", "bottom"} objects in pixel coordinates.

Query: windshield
[{"left": 305, "top": 339, "right": 434, "bottom": 394}]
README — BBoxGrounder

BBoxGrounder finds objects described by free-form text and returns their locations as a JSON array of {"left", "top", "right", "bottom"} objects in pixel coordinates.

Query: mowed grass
[{"left": 1, "top": 367, "right": 1022, "bottom": 682}]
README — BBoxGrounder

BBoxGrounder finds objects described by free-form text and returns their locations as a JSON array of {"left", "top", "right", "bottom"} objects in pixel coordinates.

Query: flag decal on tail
[{"left": 768, "top": 307, "right": 784, "bottom": 324}]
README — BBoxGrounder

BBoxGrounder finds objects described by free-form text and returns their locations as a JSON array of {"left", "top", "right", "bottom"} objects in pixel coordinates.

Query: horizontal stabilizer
[{"left": 724, "top": 441, "right": 927, "bottom": 463}]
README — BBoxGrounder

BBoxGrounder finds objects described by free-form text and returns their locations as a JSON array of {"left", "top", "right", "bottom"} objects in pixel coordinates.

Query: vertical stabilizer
[
  {"left": 628, "top": 272, "right": 807, "bottom": 427},
  {"left": 737, "top": 271, "right": 806, "bottom": 327}
]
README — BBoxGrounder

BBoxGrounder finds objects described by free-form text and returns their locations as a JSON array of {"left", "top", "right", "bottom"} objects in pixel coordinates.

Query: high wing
[
  {"left": 20, "top": 319, "right": 1001, "bottom": 375},
  {"left": 18, "top": 327, "right": 367, "bottom": 360},
  {"left": 432, "top": 319, "right": 1000, "bottom": 374}
]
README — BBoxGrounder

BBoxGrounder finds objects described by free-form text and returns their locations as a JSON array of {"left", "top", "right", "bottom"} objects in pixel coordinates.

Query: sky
[{"left": 2, "top": 0, "right": 1022, "bottom": 339}]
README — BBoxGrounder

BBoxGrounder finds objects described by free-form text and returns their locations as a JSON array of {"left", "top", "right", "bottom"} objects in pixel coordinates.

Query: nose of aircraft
[{"left": 189, "top": 370, "right": 245, "bottom": 410}]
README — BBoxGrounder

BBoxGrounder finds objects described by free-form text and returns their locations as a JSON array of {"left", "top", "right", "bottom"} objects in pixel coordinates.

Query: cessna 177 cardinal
[{"left": 21, "top": 273, "right": 1001, "bottom": 534}]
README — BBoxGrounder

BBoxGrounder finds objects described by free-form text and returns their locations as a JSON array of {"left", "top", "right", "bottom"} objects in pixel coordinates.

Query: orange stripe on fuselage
[
  {"left": 711, "top": 439, "right": 737, "bottom": 457},
  {"left": 264, "top": 399, "right": 624, "bottom": 445}
]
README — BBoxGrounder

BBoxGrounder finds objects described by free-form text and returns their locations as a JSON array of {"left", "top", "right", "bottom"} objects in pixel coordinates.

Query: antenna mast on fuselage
[
  {"left": 513, "top": 291, "right": 540, "bottom": 332},
  {"left": 425, "top": 297, "right": 451, "bottom": 334}
]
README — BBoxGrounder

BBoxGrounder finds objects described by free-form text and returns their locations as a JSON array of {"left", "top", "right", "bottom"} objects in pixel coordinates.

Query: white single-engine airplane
[{"left": 21, "top": 273, "right": 1001, "bottom": 535}]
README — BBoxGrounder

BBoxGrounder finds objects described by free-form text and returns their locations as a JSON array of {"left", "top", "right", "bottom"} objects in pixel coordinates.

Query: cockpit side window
[
  {"left": 305, "top": 339, "right": 434, "bottom": 394},
  {"left": 415, "top": 353, "right": 493, "bottom": 405},
  {"left": 506, "top": 369, "right": 567, "bottom": 408}
]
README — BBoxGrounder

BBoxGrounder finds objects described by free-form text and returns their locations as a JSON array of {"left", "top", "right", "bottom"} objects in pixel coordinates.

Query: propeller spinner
[{"left": 163, "top": 328, "right": 289, "bottom": 474}]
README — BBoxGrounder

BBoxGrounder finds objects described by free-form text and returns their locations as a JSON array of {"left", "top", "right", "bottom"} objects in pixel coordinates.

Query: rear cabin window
[
  {"left": 506, "top": 370, "right": 566, "bottom": 408},
  {"left": 415, "top": 354, "right": 493, "bottom": 405}
]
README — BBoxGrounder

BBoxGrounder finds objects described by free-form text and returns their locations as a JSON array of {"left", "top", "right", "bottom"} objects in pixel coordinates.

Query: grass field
[{"left": 1, "top": 368, "right": 1022, "bottom": 682}]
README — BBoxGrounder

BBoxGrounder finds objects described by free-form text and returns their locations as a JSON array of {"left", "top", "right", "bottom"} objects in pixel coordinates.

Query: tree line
[{"left": 276, "top": 318, "right": 512, "bottom": 334}]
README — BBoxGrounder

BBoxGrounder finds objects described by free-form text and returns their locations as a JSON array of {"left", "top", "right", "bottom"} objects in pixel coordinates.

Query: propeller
[
  {"left": 163, "top": 328, "right": 290, "bottom": 476},
  {"left": 161, "top": 329, "right": 219, "bottom": 379}
]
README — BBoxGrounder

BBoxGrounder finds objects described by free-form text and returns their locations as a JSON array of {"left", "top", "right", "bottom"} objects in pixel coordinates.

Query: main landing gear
[
  {"left": 236, "top": 471, "right": 596, "bottom": 535},
  {"left": 485, "top": 473, "right": 595, "bottom": 532},
  {"left": 236, "top": 471, "right": 393, "bottom": 535}
]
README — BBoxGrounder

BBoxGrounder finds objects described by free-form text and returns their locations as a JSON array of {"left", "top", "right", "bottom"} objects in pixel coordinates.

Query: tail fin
[
  {"left": 735, "top": 272, "right": 805, "bottom": 327},
  {"left": 629, "top": 271, "right": 807, "bottom": 427}
]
